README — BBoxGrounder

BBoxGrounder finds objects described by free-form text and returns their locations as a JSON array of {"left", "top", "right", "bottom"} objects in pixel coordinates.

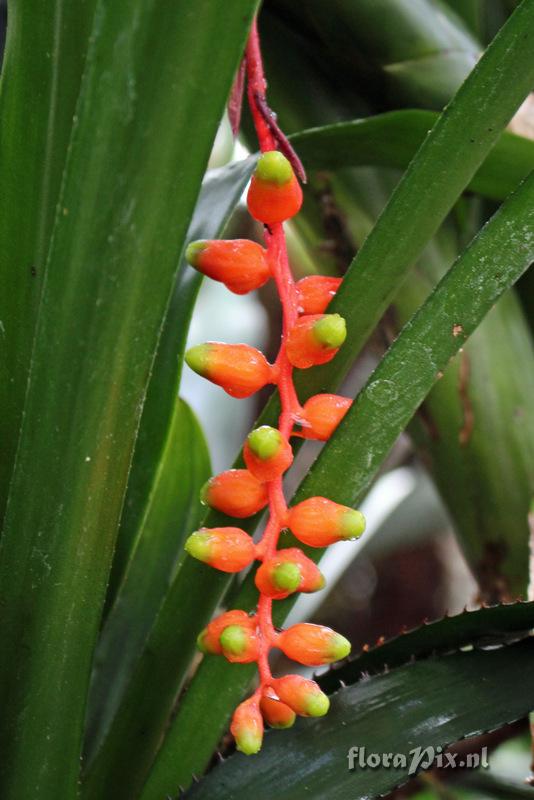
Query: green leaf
[
  {"left": 108, "top": 156, "right": 256, "bottom": 603},
  {"left": 84, "top": 399, "right": 210, "bottom": 765},
  {"left": 0, "top": 2, "right": 258, "bottom": 798},
  {"left": 290, "top": 111, "right": 534, "bottom": 201},
  {"left": 138, "top": 163, "right": 534, "bottom": 799},
  {"left": 82, "top": 157, "right": 257, "bottom": 800},
  {"left": 319, "top": 601, "right": 534, "bottom": 693},
  {"left": 0, "top": 0, "right": 97, "bottom": 523},
  {"left": 269, "top": 0, "right": 480, "bottom": 109},
  {"left": 396, "top": 278, "right": 534, "bottom": 600},
  {"left": 187, "top": 639, "right": 534, "bottom": 800},
  {"left": 297, "top": 0, "right": 534, "bottom": 407}
]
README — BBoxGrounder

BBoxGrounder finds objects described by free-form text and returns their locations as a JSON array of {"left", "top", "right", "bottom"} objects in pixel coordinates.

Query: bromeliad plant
[
  {"left": 1, "top": 2, "right": 534, "bottom": 800},
  {"left": 183, "top": 22, "right": 364, "bottom": 752}
]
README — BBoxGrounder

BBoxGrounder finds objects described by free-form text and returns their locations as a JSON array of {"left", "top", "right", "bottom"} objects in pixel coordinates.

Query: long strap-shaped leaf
[
  {"left": 0, "top": 2, "right": 258, "bottom": 798},
  {"left": 290, "top": 111, "right": 534, "bottom": 201},
  {"left": 187, "top": 639, "right": 534, "bottom": 800},
  {"left": 84, "top": 400, "right": 210, "bottom": 763},
  {"left": 319, "top": 600, "right": 534, "bottom": 693},
  {"left": 139, "top": 169, "right": 534, "bottom": 798},
  {"left": 0, "top": 0, "right": 97, "bottom": 524},
  {"left": 108, "top": 157, "right": 256, "bottom": 604},
  {"left": 85, "top": 158, "right": 254, "bottom": 767}
]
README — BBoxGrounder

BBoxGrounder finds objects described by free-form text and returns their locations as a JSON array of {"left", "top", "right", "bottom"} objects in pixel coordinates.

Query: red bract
[
  {"left": 247, "top": 151, "right": 303, "bottom": 224},
  {"left": 271, "top": 675, "right": 330, "bottom": 717},
  {"left": 231, "top": 698, "right": 264, "bottom": 755},
  {"left": 255, "top": 548, "right": 324, "bottom": 599},
  {"left": 297, "top": 393, "right": 352, "bottom": 441},
  {"left": 277, "top": 623, "right": 351, "bottom": 666},
  {"left": 198, "top": 610, "right": 256, "bottom": 655},
  {"left": 286, "top": 313, "right": 347, "bottom": 369},
  {"left": 201, "top": 469, "right": 268, "bottom": 518},
  {"left": 260, "top": 692, "right": 296, "bottom": 729},
  {"left": 184, "top": 527, "right": 255, "bottom": 572},
  {"left": 186, "top": 239, "right": 270, "bottom": 295},
  {"left": 185, "top": 342, "right": 274, "bottom": 398},
  {"left": 296, "top": 275, "right": 342, "bottom": 314},
  {"left": 287, "top": 496, "right": 366, "bottom": 547},
  {"left": 243, "top": 426, "right": 293, "bottom": 482}
]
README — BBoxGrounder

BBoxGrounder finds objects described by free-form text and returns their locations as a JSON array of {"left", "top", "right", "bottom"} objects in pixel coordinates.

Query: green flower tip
[
  {"left": 196, "top": 628, "right": 210, "bottom": 653},
  {"left": 270, "top": 712, "right": 296, "bottom": 730},
  {"left": 247, "top": 426, "right": 282, "bottom": 461},
  {"left": 315, "top": 571, "right": 326, "bottom": 591},
  {"left": 273, "top": 562, "right": 301, "bottom": 592},
  {"left": 199, "top": 478, "right": 212, "bottom": 507},
  {"left": 305, "top": 691, "right": 330, "bottom": 717},
  {"left": 220, "top": 624, "right": 248, "bottom": 656},
  {"left": 185, "top": 240, "right": 207, "bottom": 267},
  {"left": 184, "top": 530, "right": 211, "bottom": 563},
  {"left": 313, "top": 314, "right": 347, "bottom": 349},
  {"left": 185, "top": 343, "right": 210, "bottom": 377},
  {"left": 340, "top": 509, "right": 366, "bottom": 540},
  {"left": 255, "top": 150, "right": 293, "bottom": 185},
  {"left": 329, "top": 632, "right": 351, "bottom": 661},
  {"left": 236, "top": 730, "right": 262, "bottom": 755}
]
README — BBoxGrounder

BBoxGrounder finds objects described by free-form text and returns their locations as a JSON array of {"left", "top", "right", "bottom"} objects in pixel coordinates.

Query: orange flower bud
[
  {"left": 287, "top": 497, "right": 365, "bottom": 547},
  {"left": 219, "top": 623, "right": 259, "bottom": 664},
  {"left": 286, "top": 314, "right": 347, "bottom": 369},
  {"left": 243, "top": 426, "right": 293, "bottom": 482},
  {"left": 197, "top": 609, "right": 256, "bottom": 655},
  {"left": 296, "top": 276, "right": 342, "bottom": 314},
  {"left": 185, "top": 239, "right": 271, "bottom": 295},
  {"left": 231, "top": 698, "right": 264, "bottom": 755},
  {"left": 297, "top": 394, "right": 352, "bottom": 441},
  {"left": 271, "top": 675, "right": 330, "bottom": 717},
  {"left": 185, "top": 342, "right": 274, "bottom": 398},
  {"left": 260, "top": 691, "right": 296, "bottom": 729},
  {"left": 255, "top": 547, "right": 325, "bottom": 599},
  {"left": 201, "top": 469, "right": 268, "bottom": 518},
  {"left": 247, "top": 151, "right": 302, "bottom": 224},
  {"left": 185, "top": 527, "right": 255, "bottom": 572},
  {"left": 277, "top": 623, "right": 351, "bottom": 666}
]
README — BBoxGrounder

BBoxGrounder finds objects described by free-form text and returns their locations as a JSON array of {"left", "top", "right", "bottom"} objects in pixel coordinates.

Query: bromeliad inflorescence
[{"left": 183, "top": 18, "right": 365, "bottom": 755}]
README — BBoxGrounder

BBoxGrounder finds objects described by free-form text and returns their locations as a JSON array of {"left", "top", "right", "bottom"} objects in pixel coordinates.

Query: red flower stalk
[{"left": 184, "top": 17, "right": 365, "bottom": 754}]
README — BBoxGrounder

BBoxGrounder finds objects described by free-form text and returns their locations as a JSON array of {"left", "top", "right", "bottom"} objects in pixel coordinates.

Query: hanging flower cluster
[{"left": 183, "top": 19, "right": 365, "bottom": 756}]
